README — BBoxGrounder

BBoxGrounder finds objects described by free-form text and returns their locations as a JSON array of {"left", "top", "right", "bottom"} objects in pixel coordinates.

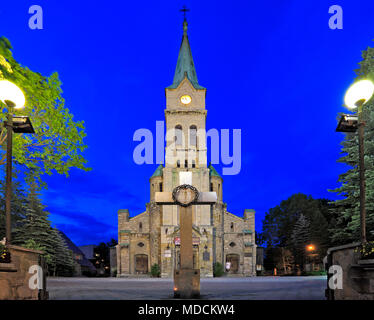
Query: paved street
[{"left": 47, "top": 276, "right": 327, "bottom": 300}]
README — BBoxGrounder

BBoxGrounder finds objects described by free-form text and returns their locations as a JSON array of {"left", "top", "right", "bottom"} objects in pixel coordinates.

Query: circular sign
[{"left": 172, "top": 184, "right": 199, "bottom": 207}]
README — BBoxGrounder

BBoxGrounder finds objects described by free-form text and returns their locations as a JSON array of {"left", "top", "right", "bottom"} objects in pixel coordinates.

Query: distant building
[
  {"left": 78, "top": 245, "right": 97, "bottom": 261},
  {"left": 58, "top": 231, "right": 96, "bottom": 276}
]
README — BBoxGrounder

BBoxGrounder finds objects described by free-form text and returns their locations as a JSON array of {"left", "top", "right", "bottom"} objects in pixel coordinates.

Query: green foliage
[
  {"left": 355, "top": 241, "right": 374, "bottom": 259},
  {"left": 213, "top": 262, "right": 224, "bottom": 277},
  {"left": 262, "top": 194, "right": 331, "bottom": 251},
  {"left": 261, "top": 194, "right": 333, "bottom": 271},
  {"left": 150, "top": 263, "right": 161, "bottom": 277},
  {"left": 23, "top": 238, "right": 46, "bottom": 251},
  {"left": 0, "top": 37, "right": 90, "bottom": 186},
  {"left": 0, "top": 180, "right": 75, "bottom": 275},
  {"left": 290, "top": 214, "right": 310, "bottom": 268},
  {"left": 0, "top": 242, "right": 10, "bottom": 263},
  {"left": 112, "top": 267, "right": 117, "bottom": 277},
  {"left": 329, "top": 45, "right": 374, "bottom": 244}
]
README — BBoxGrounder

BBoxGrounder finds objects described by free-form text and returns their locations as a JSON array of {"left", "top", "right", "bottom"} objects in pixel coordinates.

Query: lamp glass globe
[
  {"left": 344, "top": 79, "right": 374, "bottom": 110},
  {"left": 0, "top": 80, "right": 26, "bottom": 109}
]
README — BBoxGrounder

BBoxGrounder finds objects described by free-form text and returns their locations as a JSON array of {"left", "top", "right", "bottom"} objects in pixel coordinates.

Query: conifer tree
[
  {"left": 0, "top": 179, "right": 27, "bottom": 240},
  {"left": 12, "top": 182, "right": 56, "bottom": 265},
  {"left": 290, "top": 214, "right": 310, "bottom": 269},
  {"left": 6, "top": 180, "right": 75, "bottom": 275},
  {"left": 330, "top": 45, "right": 374, "bottom": 243}
]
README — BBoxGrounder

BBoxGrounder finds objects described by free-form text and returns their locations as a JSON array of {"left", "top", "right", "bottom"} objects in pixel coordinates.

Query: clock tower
[
  {"left": 117, "top": 16, "right": 257, "bottom": 279},
  {"left": 163, "top": 17, "right": 210, "bottom": 229}
]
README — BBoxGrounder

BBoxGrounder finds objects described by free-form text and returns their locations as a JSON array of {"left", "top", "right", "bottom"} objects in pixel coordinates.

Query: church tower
[
  {"left": 162, "top": 17, "right": 211, "bottom": 228},
  {"left": 117, "top": 15, "right": 256, "bottom": 279}
]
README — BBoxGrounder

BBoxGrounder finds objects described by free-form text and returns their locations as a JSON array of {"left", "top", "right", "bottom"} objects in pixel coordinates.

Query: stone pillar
[
  {"left": 243, "top": 209, "right": 256, "bottom": 276},
  {"left": 118, "top": 209, "right": 130, "bottom": 276}
]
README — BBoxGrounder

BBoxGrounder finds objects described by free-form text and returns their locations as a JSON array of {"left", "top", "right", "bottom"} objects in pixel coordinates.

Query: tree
[
  {"left": 94, "top": 242, "right": 111, "bottom": 276},
  {"left": 0, "top": 177, "right": 28, "bottom": 240},
  {"left": 0, "top": 37, "right": 89, "bottom": 186},
  {"left": 290, "top": 214, "right": 310, "bottom": 270},
  {"left": 51, "top": 228, "right": 75, "bottom": 276},
  {"left": 255, "top": 231, "right": 265, "bottom": 246},
  {"left": 3, "top": 181, "right": 75, "bottom": 275},
  {"left": 329, "top": 45, "right": 374, "bottom": 244},
  {"left": 261, "top": 193, "right": 332, "bottom": 272}
]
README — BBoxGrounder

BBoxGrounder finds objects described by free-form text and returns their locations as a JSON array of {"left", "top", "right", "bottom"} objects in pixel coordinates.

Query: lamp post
[
  {"left": 336, "top": 79, "right": 374, "bottom": 244},
  {"left": 0, "top": 80, "right": 34, "bottom": 245}
]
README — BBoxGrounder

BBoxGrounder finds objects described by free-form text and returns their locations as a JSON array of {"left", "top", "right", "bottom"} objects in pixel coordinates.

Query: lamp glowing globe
[
  {"left": 0, "top": 80, "right": 26, "bottom": 109},
  {"left": 344, "top": 79, "right": 374, "bottom": 110}
]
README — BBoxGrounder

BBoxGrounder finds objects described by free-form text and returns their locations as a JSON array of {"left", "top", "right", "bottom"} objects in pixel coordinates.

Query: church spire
[{"left": 168, "top": 9, "right": 205, "bottom": 90}]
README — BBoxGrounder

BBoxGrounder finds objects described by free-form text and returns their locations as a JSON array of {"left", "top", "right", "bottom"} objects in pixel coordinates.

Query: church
[{"left": 116, "top": 17, "right": 256, "bottom": 278}]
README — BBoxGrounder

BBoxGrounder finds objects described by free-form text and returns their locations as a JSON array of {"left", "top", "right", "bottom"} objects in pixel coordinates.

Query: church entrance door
[
  {"left": 226, "top": 254, "right": 239, "bottom": 273},
  {"left": 135, "top": 254, "right": 148, "bottom": 274}
]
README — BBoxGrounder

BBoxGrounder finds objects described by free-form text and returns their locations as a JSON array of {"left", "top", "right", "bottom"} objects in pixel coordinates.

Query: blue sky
[{"left": 1, "top": 1, "right": 374, "bottom": 245}]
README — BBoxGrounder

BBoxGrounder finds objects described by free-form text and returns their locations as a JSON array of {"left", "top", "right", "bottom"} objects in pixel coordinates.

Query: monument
[{"left": 155, "top": 172, "right": 217, "bottom": 298}]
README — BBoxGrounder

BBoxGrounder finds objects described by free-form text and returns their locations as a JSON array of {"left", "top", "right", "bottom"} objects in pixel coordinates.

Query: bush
[
  {"left": 0, "top": 243, "right": 10, "bottom": 263},
  {"left": 213, "top": 262, "right": 224, "bottom": 277},
  {"left": 112, "top": 267, "right": 117, "bottom": 277},
  {"left": 151, "top": 263, "right": 161, "bottom": 277}
]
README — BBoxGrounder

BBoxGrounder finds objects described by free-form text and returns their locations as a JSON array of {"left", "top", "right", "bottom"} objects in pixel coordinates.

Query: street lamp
[
  {"left": 0, "top": 80, "right": 34, "bottom": 245},
  {"left": 336, "top": 79, "right": 374, "bottom": 244},
  {"left": 306, "top": 244, "right": 316, "bottom": 252}
]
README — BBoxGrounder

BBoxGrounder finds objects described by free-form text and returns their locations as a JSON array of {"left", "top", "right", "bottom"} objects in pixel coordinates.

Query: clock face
[{"left": 180, "top": 95, "right": 192, "bottom": 105}]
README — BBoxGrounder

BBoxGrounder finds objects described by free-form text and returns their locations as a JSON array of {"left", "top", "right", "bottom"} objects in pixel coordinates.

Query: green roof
[
  {"left": 167, "top": 19, "right": 205, "bottom": 90},
  {"left": 151, "top": 164, "right": 163, "bottom": 178},
  {"left": 243, "top": 229, "right": 253, "bottom": 234},
  {"left": 208, "top": 163, "right": 222, "bottom": 178}
]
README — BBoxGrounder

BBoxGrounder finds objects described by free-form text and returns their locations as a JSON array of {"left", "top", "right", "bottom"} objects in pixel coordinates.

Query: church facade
[{"left": 117, "top": 18, "right": 256, "bottom": 278}]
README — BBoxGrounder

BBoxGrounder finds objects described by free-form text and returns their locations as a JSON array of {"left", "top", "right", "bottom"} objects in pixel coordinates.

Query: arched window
[
  {"left": 159, "top": 183, "right": 163, "bottom": 192},
  {"left": 139, "top": 222, "right": 143, "bottom": 232},
  {"left": 210, "top": 183, "right": 213, "bottom": 192},
  {"left": 175, "top": 125, "right": 182, "bottom": 146},
  {"left": 192, "top": 160, "right": 196, "bottom": 168},
  {"left": 230, "top": 222, "right": 234, "bottom": 231},
  {"left": 189, "top": 125, "right": 197, "bottom": 146},
  {"left": 177, "top": 160, "right": 180, "bottom": 168}
]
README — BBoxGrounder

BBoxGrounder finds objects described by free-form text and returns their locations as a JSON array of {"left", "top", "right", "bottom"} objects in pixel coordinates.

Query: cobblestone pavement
[{"left": 47, "top": 276, "right": 327, "bottom": 300}]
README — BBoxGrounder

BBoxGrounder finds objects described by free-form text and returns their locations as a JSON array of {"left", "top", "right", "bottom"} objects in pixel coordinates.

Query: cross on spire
[{"left": 180, "top": 5, "right": 189, "bottom": 20}]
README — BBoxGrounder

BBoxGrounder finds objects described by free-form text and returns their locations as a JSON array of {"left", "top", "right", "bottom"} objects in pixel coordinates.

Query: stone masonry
[{"left": 116, "top": 18, "right": 256, "bottom": 278}]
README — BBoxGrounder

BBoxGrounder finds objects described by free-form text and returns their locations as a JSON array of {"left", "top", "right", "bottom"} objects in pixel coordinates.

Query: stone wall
[
  {"left": 221, "top": 210, "right": 256, "bottom": 276},
  {"left": 326, "top": 242, "right": 374, "bottom": 300},
  {"left": 0, "top": 245, "right": 47, "bottom": 300}
]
